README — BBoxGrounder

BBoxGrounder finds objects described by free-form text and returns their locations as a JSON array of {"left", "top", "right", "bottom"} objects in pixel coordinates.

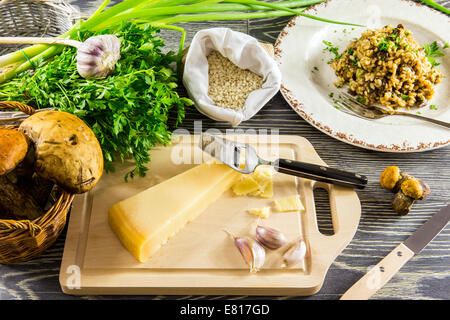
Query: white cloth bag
[{"left": 182, "top": 28, "right": 282, "bottom": 127}]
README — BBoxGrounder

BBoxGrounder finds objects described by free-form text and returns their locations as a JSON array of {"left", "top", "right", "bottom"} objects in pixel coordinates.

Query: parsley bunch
[{"left": 0, "top": 22, "right": 193, "bottom": 180}]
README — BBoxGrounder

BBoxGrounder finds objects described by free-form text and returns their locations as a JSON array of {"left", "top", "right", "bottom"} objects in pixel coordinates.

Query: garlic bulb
[
  {"left": 255, "top": 225, "right": 287, "bottom": 250},
  {"left": 224, "top": 230, "right": 265, "bottom": 273},
  {"left": 77, "top": 35, "right": 121, "bottom": 79},
  {"left": 0, "top": 35, "right": 121, "bottom": 79},
  {"left": 282, "top": 237, "right": 307, "bottom": 268}
]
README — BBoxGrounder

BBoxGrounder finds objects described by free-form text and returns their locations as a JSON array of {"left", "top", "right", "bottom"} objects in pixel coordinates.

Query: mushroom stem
[
  {"left": 392, "top": 191, "right": 415, "bottom": 216},
  {"left": 0, "top": 175, "right": 43, "bottom": 220}
]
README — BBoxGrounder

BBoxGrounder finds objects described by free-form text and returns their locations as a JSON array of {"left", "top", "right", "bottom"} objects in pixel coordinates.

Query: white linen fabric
[{"left": 183, "top": 28, "right": 282, "bottom": 127}]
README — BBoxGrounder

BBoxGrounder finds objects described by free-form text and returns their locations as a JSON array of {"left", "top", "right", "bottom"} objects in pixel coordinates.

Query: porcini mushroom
[
  {"left": 19, "top": 111, "right": 103, "bottom": 194},
  {"left": 400, "top": 178, "right": 430, "bottom": 200},
  {"left": 0, "top": 128, "right": 43, "bottom": 220},
  {"left": 380, "top": 166, "right": 430, "bottom": 215},
  {"left": 380, "top": 166, "right": 401, "bottom": 191}
]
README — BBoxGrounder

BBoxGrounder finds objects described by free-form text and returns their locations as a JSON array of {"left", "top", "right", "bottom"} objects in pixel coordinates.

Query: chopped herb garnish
[
  {"left": 430, "top": 104, "right": 438, "bottom": 110},
  {"left": 356, "top": 96, "right": 366, "bottom": 104},
  {"left": 329, "top": 92, "right": 334, "bottom": 98},
  {"left": 444, "top": 42, "right": 449, "bottom": 49},
  {"left": 323, "top": 40, "right": 342, "bottom": 63},
  {"left": 347, "top": 48, "right": 354, "bottom": 55},
  {"left": 378, "top": 41, "right": 390, "bottom": 52},
  {"left": 423, "top": 41, "right": 445, "bottom": 67},
  {"left": 401, "top": 94, "right": 410, "bottom": 101},
  {"left": 334, "top": 105, "right": 340, "bottom": 110},
  {"left": 314, "top": 66, "right": 319, "bottom": 71},
  {"left": 417, "top": 111, "right": 422, "bottom": 115}
]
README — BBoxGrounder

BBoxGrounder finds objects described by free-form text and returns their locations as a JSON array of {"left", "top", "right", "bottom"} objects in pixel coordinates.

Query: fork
[{"left": 335, "top": 92, "right": 450, "bottom": 129}]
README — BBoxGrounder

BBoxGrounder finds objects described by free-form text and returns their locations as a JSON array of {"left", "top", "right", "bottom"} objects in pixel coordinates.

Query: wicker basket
[
  {"left": 0, "top": 0, "right": 78, "bottom": 264},
  {"left": 0, "top": 102, "right": 74, "bottom": 264},
  {"left": 0, "top": 0, "right": 77, "bottom": 55}
]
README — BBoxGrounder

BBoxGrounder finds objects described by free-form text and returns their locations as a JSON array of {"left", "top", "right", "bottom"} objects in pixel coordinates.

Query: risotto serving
[{"left": 330, "top": 24, "right": 443, "bottom": 112}]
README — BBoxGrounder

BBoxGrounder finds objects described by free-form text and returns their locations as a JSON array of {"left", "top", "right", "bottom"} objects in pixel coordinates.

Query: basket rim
[{"left": 0, "top": 0, "right": 81, "bottom": 30}]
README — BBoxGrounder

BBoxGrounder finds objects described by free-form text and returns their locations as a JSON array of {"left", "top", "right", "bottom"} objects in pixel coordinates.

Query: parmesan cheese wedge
[
  {"left": 273, "top": 195, "right": 304, "bottom": 212},
  {"left": 108, "top": 162, "right": 240, "bottom": 262}
]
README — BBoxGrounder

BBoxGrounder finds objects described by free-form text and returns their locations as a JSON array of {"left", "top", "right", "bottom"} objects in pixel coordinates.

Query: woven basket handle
[
  {"left": 0, "top": 101, "right": 35, "bottom": 115},
  {"left": 0, "top": 219, "right": 42, "bottom": 237}
]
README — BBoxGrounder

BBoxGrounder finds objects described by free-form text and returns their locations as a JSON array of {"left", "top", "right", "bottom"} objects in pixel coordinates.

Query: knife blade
[{"left": 340, "top": 204, "right": 450, "bottom": 300}]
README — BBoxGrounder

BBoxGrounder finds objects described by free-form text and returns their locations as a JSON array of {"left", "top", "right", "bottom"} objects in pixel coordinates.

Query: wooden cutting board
[{"left": 59, "top": 135, "right": 361, "bottom": 295}]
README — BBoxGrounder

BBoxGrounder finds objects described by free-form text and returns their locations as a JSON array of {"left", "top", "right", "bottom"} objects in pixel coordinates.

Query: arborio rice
[
  {"left": 331, "top": 24, "right": 443, "bottom": 112},
  {"left": 207, "top": 50, "right": 263, "bottom": 110}
]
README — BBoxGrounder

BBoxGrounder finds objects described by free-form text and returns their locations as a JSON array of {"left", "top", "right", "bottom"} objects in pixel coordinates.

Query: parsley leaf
[{"left": 423, "top": 41, "right": 446, "bottom": 67}]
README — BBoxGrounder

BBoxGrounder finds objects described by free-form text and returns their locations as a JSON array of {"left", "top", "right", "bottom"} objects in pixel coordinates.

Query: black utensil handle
[{"left": 274, "top": 159, "right": 368, "bottom": 189}]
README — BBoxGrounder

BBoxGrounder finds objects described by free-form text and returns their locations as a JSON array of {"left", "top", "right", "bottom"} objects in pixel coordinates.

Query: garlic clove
[
  {"left": 282, "top": 237, "right": 307, "bottom": 268},
  {"left": 255, "top": 225, "right": 287, "bottom": 250},
  {"left": 77, "top": 35, "right": 121, "bottom": 79},
  {"left": 225, "top": 230, "right": 265, "bottom": 273}
]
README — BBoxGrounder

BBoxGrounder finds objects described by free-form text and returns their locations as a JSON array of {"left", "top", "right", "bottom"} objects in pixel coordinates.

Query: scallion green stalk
[
  {"left": 418, "top": 0, "right": 450, "bottom": 15},
  {"left": 97, "top": 0, "right": 325, "bottom": 30},
  {"left": 0, "top": 45, "right": 64, "bottom": 83},
  {"left": 0, "top": 0, "right": 362, "bottom": 84}
]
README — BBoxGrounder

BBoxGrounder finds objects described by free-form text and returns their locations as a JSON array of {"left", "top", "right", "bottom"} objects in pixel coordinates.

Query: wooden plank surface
[{"left": 0, "top": 0, "right": 449, "bottom": 300}]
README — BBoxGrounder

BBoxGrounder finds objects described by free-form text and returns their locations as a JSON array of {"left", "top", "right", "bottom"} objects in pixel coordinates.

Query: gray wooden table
[{"left": 0, "top": 0, "right": 449, "bottom": 300}]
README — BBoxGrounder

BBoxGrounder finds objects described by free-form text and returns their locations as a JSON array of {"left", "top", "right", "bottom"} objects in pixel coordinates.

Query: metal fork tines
[
  {"left": 335, "top": 92, "right": 386, "bottom": 120},
  {"left": 334, "top": 92, "right": 450, "bottom": 129}
]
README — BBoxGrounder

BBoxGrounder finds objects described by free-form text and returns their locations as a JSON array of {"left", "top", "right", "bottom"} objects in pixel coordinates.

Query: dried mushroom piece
[
  {"left": 400, "top": 178, "right": 430, "bottom": 200},
  {"left": 380, "top": 166, "right": 430, "bottom": 215},
  {"left": 391, "top": 191, "right": 415, "bottom": 216},
  {"left": 19, "top": 111, "right": 104, "bottom": 194},
  {"left": 0, "top": 129, "right": 43, "bottom": 220},
  {"left": 379, "top": 166, "right": 401, "bottom": 190}
]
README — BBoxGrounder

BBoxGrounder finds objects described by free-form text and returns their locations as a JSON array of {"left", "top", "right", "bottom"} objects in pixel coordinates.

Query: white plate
[{"left": 275, "top": 0, "right": 450, "bottom": 152}]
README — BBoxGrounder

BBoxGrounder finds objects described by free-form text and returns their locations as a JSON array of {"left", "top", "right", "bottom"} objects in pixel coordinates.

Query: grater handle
[{"left": 274, "top": 159, "right": 368, "bottom": 189}]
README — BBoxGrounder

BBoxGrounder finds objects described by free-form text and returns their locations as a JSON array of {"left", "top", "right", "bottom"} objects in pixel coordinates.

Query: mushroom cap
[
  {"left": 0, "top": 128, "right": 28, "bottom": 175},
  {"left": 401, "top": 178, "right": 430, "bottom": 200},
  {"left": 380, "top": 166, "right": 401, "bottom": 191},
  {"left": 19, "top": 111, "right": 103, "bottom": 194}
]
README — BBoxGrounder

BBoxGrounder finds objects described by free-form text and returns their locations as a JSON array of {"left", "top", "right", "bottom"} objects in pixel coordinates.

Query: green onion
[
  {"left": 0, "top": 0, "right": 362, "bottom": 83},
  {"left": 418, "top": 0, "right": 450, "bottom": 15}
]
